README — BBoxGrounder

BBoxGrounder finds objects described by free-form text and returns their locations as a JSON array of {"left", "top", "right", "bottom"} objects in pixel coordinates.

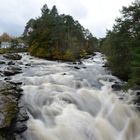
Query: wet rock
[
  {"left": 17, "top": 62, "right": 23, "bottom": 65},
  {"left": 0, "top": 81, "right": 22, "bottom": 99},
  {"left": 8, "top": 61, "right": 15, "bottom": 65},
  {"left": 73, "top": 61, "right": 82, "bottom": 65},
  {"left": 62, "top": 73, "right": 66, "bottom": 75},
  {"left": 3, "top": 70, "right": 16, "bottom": 76},
  {"left": 74, "top": 66, "right": 80, "bottom": 69},
  {"left": 134, "top": 90, "right": 140, "bottom": 110},
  {"left": 3, "top": 66, "right": 22, "bottom": 76},
  {"left": 7, "top": 66, "right": 22, "bottom": 71},
  {"left": 136, "top": 92, "right": 140, "bottom": 96},
  {"left": 3, "top": 53, "right": 22, "bottom": 60},
  {"left": 83, "top": 67, "right": 87, "bottom": 69},
  {"left": 15, "top": 134, "right": 26, "bottom": 140},
  {"left": 0, "top": 80, "right": 15, "bottom": 91},
  {"left": 0, "top": 81, "right": 18, "bottom": 129},
  {"left": 78, "top": 61, "right": 82, "bottom": 65},
  {"left": 112, "top": 82, "right": 122, "bottom": 91},
  {"left": 25, "top": 63, "right": 31, "bottom": 66},
  {"left": 133, "top": 93, "right": 140, "bottom": 111},
  {"left": 0, "top": 80, "right": 27, "bottom": 139},
  {"left": 4, "top": 77, "right": 11, "bottom": 81},
  {"left": 119, "top": 97, "right": 124, "bottom": 100},
  {"left": 0, "top": 61, "right": 5, "bottom": 65},
  {"left": 17, "top": 108, "right": 29, "bottom": 122},
  {"left": 16, "top": 87, "right": 23, "bottom": 93},
  {"left": 73, "top": 62, "right": 77, "bottom": 64},
  {"left": 3, "top": 70, "right": 21, "bottom": 76},
  {"left": 9, "top": 81, "right": 22, "bottom": 86},
  {"left": 14, "top": 122, "right": 27, "bottom": 134}
]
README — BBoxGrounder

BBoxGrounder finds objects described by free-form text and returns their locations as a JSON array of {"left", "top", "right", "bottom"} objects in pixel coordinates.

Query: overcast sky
[{"left": 0, "top": 0, "right": 134, "bottom": 38}]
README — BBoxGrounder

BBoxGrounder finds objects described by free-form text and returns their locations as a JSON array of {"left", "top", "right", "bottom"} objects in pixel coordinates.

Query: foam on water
[{"left": 12, "top": 53, "right": 140, "bottom": 140}]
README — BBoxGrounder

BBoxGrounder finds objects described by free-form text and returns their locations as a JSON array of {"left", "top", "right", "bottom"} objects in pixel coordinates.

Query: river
[{"left": 11, "top": 52, "right": 140, "bottom": 140}]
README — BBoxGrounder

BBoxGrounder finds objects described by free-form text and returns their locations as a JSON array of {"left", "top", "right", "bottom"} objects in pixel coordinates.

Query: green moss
[{"left": 3, "top": 101, "right": 17, "bottom": 128}]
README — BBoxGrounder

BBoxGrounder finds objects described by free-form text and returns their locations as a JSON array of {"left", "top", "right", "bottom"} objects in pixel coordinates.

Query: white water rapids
[{"left": 12, "top": 52, "right": 140, "bottom": 140}]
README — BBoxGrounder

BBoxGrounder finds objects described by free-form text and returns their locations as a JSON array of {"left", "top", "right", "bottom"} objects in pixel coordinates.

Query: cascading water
[{"left": 12, "top": 52, "right": 140, "bottom": 140}]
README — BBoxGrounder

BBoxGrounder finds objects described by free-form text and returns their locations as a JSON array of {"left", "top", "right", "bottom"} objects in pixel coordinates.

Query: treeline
[
  {"left": 101, "top": 0, "right": 140, "bottom": 88},
  {"left": 0, "top": 33, "right": 24, "bottom": 48},
  {"left": 0, "top": 33, "right": 26, "bottom": 54},
  {"left": 23, "top": 4, "right": 98, "bottom": 61}
]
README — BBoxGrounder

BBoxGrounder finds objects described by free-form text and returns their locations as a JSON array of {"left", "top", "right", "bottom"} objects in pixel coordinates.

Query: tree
[
  {"left": 0, "top": 33, "right": 11, "bottom": 42},
  {"left": 41, "top": 4, "right": 50, "bottom": 15},
  {"left": 50, "top": 5, "right": 58, "bottom": 17},
  {"left": 23, "top": 4, "right": 97, "bottom": 61},
  {"left": 102, "top": 0, "right": 140, "bottom": 87}
]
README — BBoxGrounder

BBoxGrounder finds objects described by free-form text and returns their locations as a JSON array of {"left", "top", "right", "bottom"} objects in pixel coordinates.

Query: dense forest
[
  {"left": 23, "top": 5, "right": 98, "bottom": 61},
  {"left": 101, "top": 0, "right": 140, "bottom": 88}
]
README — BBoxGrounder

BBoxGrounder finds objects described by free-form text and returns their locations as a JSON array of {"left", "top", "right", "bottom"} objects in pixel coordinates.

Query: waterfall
[{"left": 12, "top": 53, "right": 140, "bottom": 140}]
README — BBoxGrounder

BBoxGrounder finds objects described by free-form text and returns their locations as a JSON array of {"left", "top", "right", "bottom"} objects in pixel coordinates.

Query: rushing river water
[{"left": 12, "top": 52, "right": 140, "bottom": 140}]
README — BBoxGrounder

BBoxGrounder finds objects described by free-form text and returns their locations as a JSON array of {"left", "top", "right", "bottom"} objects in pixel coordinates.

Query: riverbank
[
  {"left": 103, "top": 59, "right": 140, "bottom": 110},
  {"left": 0, "top": 53, "right": 28, "bottom": 139},
  {"left": 0, "top": 48, "right": 27, "bottom": 54}
]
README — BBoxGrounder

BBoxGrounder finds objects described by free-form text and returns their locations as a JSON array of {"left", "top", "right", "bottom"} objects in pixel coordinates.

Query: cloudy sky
[{"left": 0, "top": 0, "right": 134, "bottom": 38}]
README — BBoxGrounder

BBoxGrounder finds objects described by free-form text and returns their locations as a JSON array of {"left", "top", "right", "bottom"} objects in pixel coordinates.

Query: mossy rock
[
  {"left": 0, "top": 81, "right": 22, "bottom": 140},
  {"left": 0, "top": 96, "right": 17, "bottom": 129},
  {"left": 3, "top": 53, "right": 22, "bottom": 60}
]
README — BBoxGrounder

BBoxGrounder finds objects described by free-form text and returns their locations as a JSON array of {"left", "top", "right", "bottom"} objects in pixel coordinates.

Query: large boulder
[
  {"left": 0, "top": 81, "right": 19, "bottom": 129},
  {"left": 7, "top": 61, "right": 15, "bottom": 65},
  {"left": 74, "top": 66, "right": 80, "bottom": 69},
  {"left": 3, "top": 66, "right": 22, "bottom": 76},
  {"left": 0, "top": 61, "right": 5, "bottom": 65},
  {"left": 3, "top": 53, "right": 22, "bottom": 60},
  {"left": 111, "top": 82, "right": 122, "bottom": 91},
  {"left": 0, "top": 80, "right": 27, "bottom": 139}
]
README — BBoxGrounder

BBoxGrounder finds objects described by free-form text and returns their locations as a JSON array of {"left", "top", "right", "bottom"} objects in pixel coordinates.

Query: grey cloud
[
  {"left": 0, "top": 0, "right": 134, "bottom": 37},
  {"left": 47, "top": 0, "right": 88, "bottom": 19},
  {"left": 60, "top": 0, "right": 88, "bottom": 19},
  {"left": 0, "top": 0, "right": 43, "bottom": 36},
  {"left": 0, "top": 20, "right": 23, "bottom": 36}
]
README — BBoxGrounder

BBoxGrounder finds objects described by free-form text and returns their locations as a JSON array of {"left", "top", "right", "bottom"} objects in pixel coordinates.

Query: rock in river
[
  {"left": 111, "top": 82, "right": 122, "bottom": 91},
  {"left": 8, "top": 61, "right": 15, "bottom": 65},
  {"left": 3, "top": 66, "right": 22, "bottom": 76},
  {"left": 3, "top": 53, "right": 22, "bottom": 60},
  {"left": 0, "top": 61, "right": 5, "bottom": 65}
]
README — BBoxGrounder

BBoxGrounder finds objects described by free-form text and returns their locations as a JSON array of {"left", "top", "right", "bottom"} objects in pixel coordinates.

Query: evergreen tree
[
  {"left": 102, "top": 0, "right": 140, "bottom": 87},
  {"left": 23, "top": 4, "right": 97, "bottom": 61}
]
